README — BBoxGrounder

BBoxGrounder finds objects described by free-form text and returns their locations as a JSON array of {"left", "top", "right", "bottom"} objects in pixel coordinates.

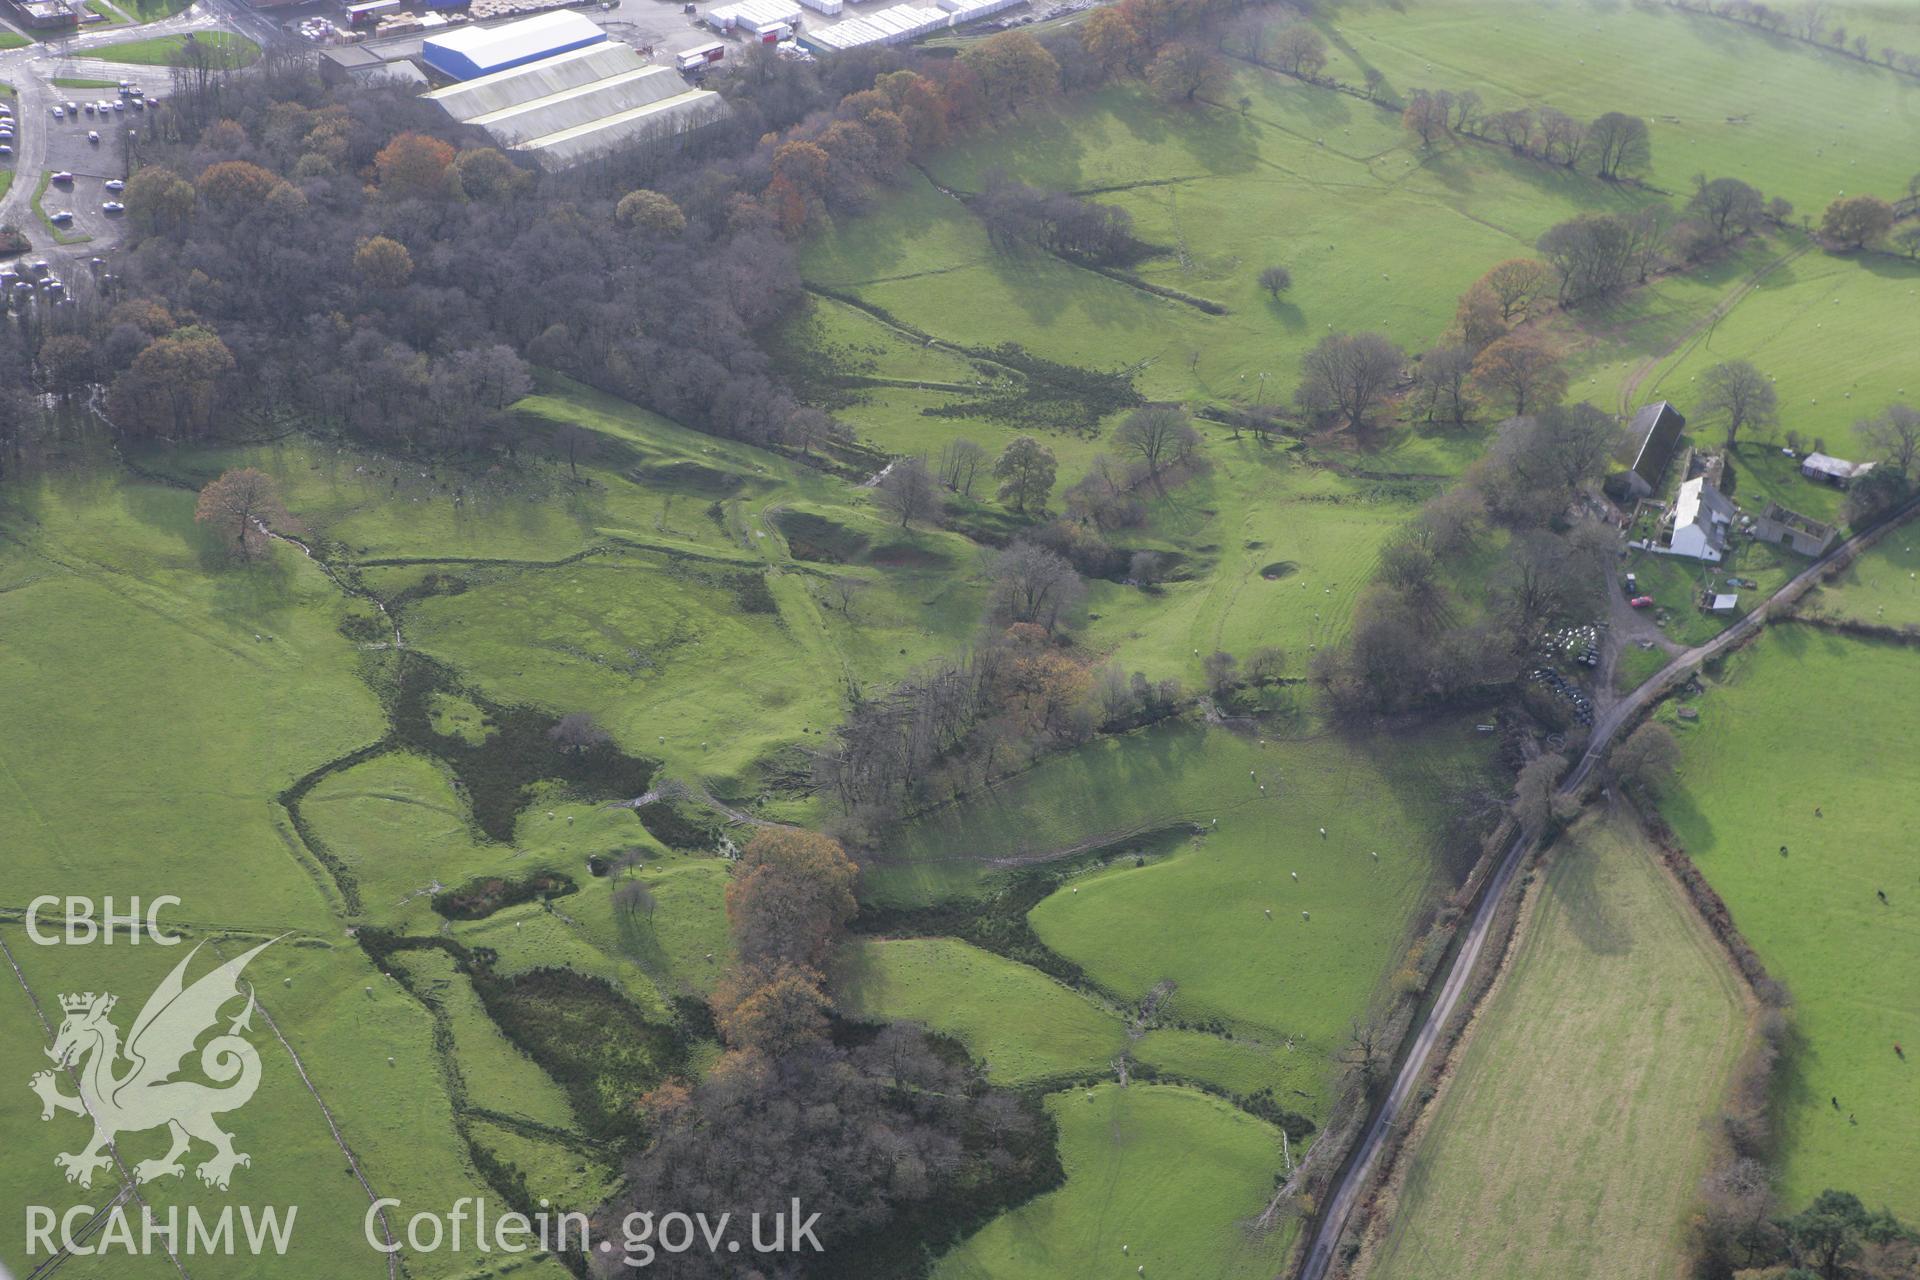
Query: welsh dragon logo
[{"left": 29, "top": 940, "right": 274, "bottom": 1192}]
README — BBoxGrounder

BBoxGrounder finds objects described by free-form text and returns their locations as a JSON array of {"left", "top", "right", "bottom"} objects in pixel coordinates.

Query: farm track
[
  {"left": 1618, "top": 239, "right": 1813, "bottom": 415},
  {"left": 1295, "top": 492, "right": 1920, "bottom": 1280}
]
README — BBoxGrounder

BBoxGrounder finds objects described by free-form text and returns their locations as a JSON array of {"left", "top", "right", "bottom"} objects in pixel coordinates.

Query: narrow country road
[{"left": 1295, "top": 492, "right": 1920, "bottom": 1280}]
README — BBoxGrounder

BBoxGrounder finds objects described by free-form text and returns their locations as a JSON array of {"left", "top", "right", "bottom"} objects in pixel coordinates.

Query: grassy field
[
  {"left": 87, "top": 31, "right": 260, "bottom": 67},
  {"left": 934, "top": 1083, "right": 1293, "bottom": 1280},
  {"left": 838, "top": 937, "right": 1129, "bottom": 1084},
  {"left": 1644, "top": 252, "right": 1920, "bottom": 461},
  {"left": 1362, "top": 809, "right": 1750, "bottom": 1280},
  {"left": 1662, "top": 627, "right": 1920, "bottom": 1218},
  {"left": 1806, "top": 528, "right": 1920, "bottom": 629},
  {"left": 1326, "top": 0, "right": 1920, "bottom": 219},
  {"left": 805, "top": 71, "right": 1653, "bottom": 416},
  {"left": 871, "top": 719, "right": 1496, "bottom": 1090}
]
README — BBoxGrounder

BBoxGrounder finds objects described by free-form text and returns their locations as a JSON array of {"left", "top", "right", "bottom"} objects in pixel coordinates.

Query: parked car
[
  {"left": 87, "top": 131, "right": 100, "bottom": 144},
  {"left": 83, "top": 103, "right": 96, "bottom": 115},
  {"left": 52, "top": 172, "right": 73, "bottom": 184},
  {"left": 1623, "top": 572, "right": 1638, "bottom": 593},
  {"left": 0, "top": 146, "right": 12, "bottom": 158},
  {"left": 104, "top": 179, "right": 124, "bottom": 192},
  {"left": 1629, "top": 595, "right": 1654, "bottom": 609},
  {"left": 51, "top": 106, "right": 64, "bottom": 119},
  {"left": 101, "top": 200, "right": 124, "bottom": 214},
  {"left": 48, "top": 211, "right": 73, "bottom": 225}
]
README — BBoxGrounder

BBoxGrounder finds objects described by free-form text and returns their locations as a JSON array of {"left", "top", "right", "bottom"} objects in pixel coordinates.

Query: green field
[
  {"left": 935, "top": 1083, "right": 1292, "bottom": 1280},
  {"left": 1807, "top": 530, "right": 1920, "bottom": 629},
  {"left": 872, "top": 719, "right": 1495, "bottom": 1093},
  {"left": 1326, "top": 0, "right": 1920, "bottom": 219},
  {"left": 8, "top": 0, "right": 1920, "bottom": 1272},
  {"left": 86, "top": 31, "right": 260, "bottom": 67},
  {"left": 1663, "top": 627, "right": 1920, "bottom": 1218},
  {"left": 1642, "top": 252, "right": 1920, "bottom": 461},
  {"left": 839, "top": 937, "right": 1129, "bottom": 1084},
  {"left": 1363, "top": 810, "right": 1749, "bottom": 1280},
  {"left": 805, "top": 73, "right": 1652, "bottom": 417}
]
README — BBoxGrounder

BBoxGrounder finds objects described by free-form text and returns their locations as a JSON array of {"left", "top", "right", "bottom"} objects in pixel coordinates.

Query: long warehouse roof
[
  {"left": 425, "top": 38, "right": 728, "bottom": 169},
  {"left": 425, "top": 42, "right": 638, "bottom": 119}
]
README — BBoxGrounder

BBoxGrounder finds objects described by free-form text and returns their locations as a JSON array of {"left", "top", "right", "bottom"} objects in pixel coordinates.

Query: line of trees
[
  {"left": 1404, "top": 90, "right": 1654, "bottom": 181},
  {"left": 1675, "top": 0, "right": 1920, "bottom": 79}
]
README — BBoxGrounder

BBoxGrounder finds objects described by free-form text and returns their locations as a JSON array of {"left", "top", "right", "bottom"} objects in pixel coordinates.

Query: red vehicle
[{"left": 1629, "top": 595, "right": 1655, "bottom": 609}]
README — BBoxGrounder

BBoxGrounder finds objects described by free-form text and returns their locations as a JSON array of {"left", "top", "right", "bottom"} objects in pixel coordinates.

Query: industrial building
[
  {"left": 705, "top": 0, "right": 803, "bottom": 38},
  {"left": 798, "top": 0, "right": 1023, "bottom": 53},
  {"left": 422, "top": 10, "right": 608, "bottom": 81},
  {"left": 425, "top": 35, "right": 728, "bottom": 170},
  {"left": 4, "top": 0, "right": 81, "bottom": 30},
  {"left": 320, "top": 44, "right": 431, "bottom": 88}
]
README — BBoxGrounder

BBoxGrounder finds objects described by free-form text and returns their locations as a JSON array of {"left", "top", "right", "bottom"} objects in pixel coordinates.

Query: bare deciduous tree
[
  {"left": 875, "top": 456, "right": 940, "bottom": 527},
  {"left": 1698, "top": 360, "right": 1778, "bottom": 446},
  {"left": 938, "top": 438, "right": 988, "bottom": 497},
  {"left": 1113, "top": 405, "right": 1201, "bottom": 485},
  {"left": 1295, "top": 332, "right": 1406, "bottom": 432}
]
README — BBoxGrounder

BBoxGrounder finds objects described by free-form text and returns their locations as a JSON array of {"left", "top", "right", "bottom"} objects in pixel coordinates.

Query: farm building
[
  {"left": 422, "top": 11, "right": 608, "bottom": 81},
  {"left": 1800, "top": 451, "right": 1876, "bottom": 488},
  {"left": 1611, "top": 401, "right": 1686, "bottom": 501},
  {"left": 1663, "top": 477, "right": 1736, "bottom": 562},
  {"left": 1753, "top": 503, "right": 1836, "bottom": 556},
  {"left": 426, "top": 41, "right": 728, "bottom": 169}
]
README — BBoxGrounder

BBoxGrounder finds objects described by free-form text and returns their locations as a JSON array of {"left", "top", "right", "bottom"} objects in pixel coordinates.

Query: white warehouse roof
[{"left": 423, "top": 11, "right": 607, "bottom": 80}]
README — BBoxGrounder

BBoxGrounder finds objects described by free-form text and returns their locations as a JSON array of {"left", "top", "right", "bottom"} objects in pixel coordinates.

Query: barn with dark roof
[{"left": 1613, "top": 401, "right": 1685, "bottom": 501}]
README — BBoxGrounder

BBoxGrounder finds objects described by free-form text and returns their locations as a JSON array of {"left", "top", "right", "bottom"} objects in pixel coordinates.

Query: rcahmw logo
[{"left": 24, "top": 939, "right": 300, "bottom": 1258}]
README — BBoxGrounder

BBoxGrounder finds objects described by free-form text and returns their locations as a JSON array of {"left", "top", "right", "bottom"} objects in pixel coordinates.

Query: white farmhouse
[{"left": 1664, "top": 477, "right": 1736, "bottom": 562}]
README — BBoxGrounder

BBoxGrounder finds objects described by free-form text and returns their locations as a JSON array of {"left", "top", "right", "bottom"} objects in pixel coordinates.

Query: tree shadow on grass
[{"left": 1546, "top": 829, "right": 1633, "bottom": 957}]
